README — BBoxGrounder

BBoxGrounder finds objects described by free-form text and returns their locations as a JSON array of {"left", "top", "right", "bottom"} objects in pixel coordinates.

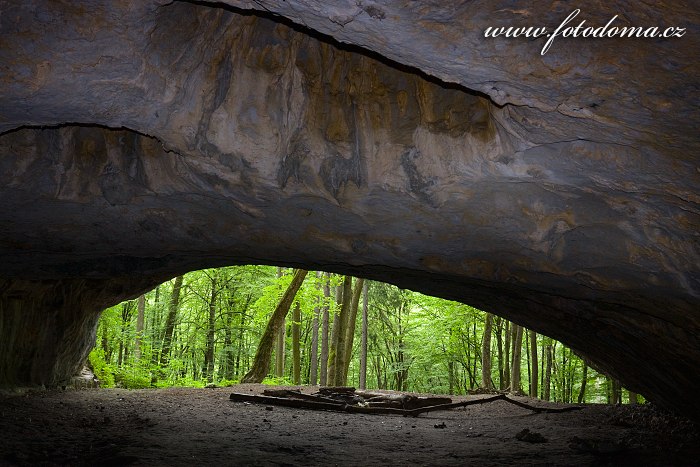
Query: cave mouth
[
  {"left": 5, "top": 267, "right": 699, "bottom": 467},
  {"left": 1, "top": 0, "right": 699, "bottom": 428},
  {"left": 89, "top": 264, "right": 636, "bottom": 407}
]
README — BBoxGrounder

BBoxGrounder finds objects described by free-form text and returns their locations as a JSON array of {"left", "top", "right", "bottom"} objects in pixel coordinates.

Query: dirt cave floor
[{"left": 1, "top": 384, "right": 698, "bottom": 466}]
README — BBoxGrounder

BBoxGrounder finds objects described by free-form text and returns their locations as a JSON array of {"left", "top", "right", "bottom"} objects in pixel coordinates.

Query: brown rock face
[{"left": 0, "top": 2, "right": 698, "bottom": 418}]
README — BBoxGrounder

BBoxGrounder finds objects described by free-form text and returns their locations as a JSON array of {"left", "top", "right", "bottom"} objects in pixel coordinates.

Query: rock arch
[{"left": 0, "top": 1, "right": 698, "bottom": 419}]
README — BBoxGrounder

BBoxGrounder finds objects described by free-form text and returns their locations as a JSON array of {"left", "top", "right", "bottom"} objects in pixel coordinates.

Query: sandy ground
[{"left": 1, "top": 384, "right": 698, "bottom": 466}]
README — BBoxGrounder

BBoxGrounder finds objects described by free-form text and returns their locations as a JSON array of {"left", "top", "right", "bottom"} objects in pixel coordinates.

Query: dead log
[
  {"left": 263, "top": 389, "right": 301, "bottom": 398},
  {"left": 263, "top": 389, "right": 342, "bottom": 404},
  {"left": 318, "top": 386, "right": 356, "bottom": 395},
  {"left": 230, "top": 391, "right": 583, "bottom": 416},
  {"left": 403, "top": 394, "right": 585, "bottom": 416},
  {"left": 230, "top": 392, "right": 345, "bottom": 410}
]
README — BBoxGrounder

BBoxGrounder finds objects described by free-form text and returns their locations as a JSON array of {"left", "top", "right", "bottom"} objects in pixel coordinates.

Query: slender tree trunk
[
  {"left": 481, "top": 313, "right": 493, "bottom": 389},
  {"left": 153, "top": 285, "right": 160, "bottom": 336},
  {"left": 118, "top": 301, "right": 132, "bottom": 367},
  {"left": 448, "top": 360, "right": 455, "bottom": 395},
  {"left": 544, "top": 343, "right": 552, "bottom": 401},
  {"left": 510, "top": 324, "right": 523, "bottom": 393},
  {"left": 359, "top": 281, "right": 369, "bottom": 390},
  {"left": 117, "top": 342, "right": 124, "bottom": 368},
  {"left": 319, "top": 273, "right": 331, "bottom": 386},
  {"left": 327, "top": 281, "right": 343, "bottom": 384},
  {"left": 309, "top": 272, "right": 321, "bottom": 385},
  {"left": 396, "top": 344, "right": 405, "bottom": 391},
  {"left": 242, "top": 269, "right": 308, "bottom": 383},
  {"left": 149, "top": 287, "right": 161, "bottom": 376},
  {"left": 222, "top": 309, "right": 234, "bottom": 380},
  {"left": 341, "top": 278, "right": 365, "bottom": 384},
  {"left": 577, "top": 363, "right": 588, "bottom": 403},
  {"left": 134, "top": 294, "right": 145, "bottom": 361},
  {"left": 101, "top": 333, "right": 110, "bottom": 361},
  {"left": 292, "top": 301, "right": 301, "bottom": 384},
  {"left": 503, "top": 320, "right": 511, "bottom": 390},
  {"left": 328, "top": 276, "right": 352, "bottom": 386},
  {"left": 539, "top": 340, "right": 546, "bottom": 398},
  {"left": 495, "top": 317, "right": 504, "bottom": 390},
  {"left": 611, "top": 378, "right": 621, "bottom": 405},
  {"left": 274, "top": 267, "right": 285, "bottom": 378},
  {"left": 529, "top": 329, "right": 538, "bottom": 397},
  {"left": 234, "top": 294, "right": 251, "bottom": 378},
  {"left": 203, "top": 275, "right": 218, "bottom": 383},
  {"left": 159, "top": 275, "right": 184, "bottom": 367},
  {"left": 628, "top": 390, "right": 638, "bottom": 405}
]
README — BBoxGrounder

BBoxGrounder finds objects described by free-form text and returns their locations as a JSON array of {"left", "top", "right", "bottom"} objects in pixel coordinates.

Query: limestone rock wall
[
  {"left": 0, "top": 277, "right": 160, "bottom": 387},
  {"left": 0, "top": 1, "right": 698, "bottom": 418}
]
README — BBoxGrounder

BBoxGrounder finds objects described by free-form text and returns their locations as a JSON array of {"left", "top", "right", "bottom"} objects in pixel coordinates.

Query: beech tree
[
  {"left": 510, "top": 324, "right": 523, "bottom": 393},
  {"left": 241, "top": 269, "right": 308, "bottom": 383},
  {"left": 328, "top": 275, "right": 352, "bottom": 386},
  {"left": 359, "top": 281, "right": 369, "bottom": 390},
  {"left": 481, "top": 313, "right": 493, "bottom": 389},
  {"left": 159, "top": 275, "right": 184, "bottom": 367},
  {"left": 529, "top": 329, "right": 538, "bottom": 397},
  {"left": 319, "top": 273, "right": 331, "bottom": 386}
]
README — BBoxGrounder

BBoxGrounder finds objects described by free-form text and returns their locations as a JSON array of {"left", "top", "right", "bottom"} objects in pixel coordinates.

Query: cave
[{"left": 1, "top": 0, "right": 698, "bottom": 441}]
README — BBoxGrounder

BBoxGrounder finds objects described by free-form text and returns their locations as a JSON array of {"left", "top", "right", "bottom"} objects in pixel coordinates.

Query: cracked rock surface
[{"left": 0, "top": 1, "right": 698, "bottom": 419}]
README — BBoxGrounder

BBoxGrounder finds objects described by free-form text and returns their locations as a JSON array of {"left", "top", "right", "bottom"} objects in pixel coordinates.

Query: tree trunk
[
  {"left": 234, "top": 294, "right": 251, "bottom": 378},
  {"left": 203, "top": 275, "right": 217, "bottom": 383},
  {"left": 577, "top": 362, "right": 588, "bottom": 403},
  {"left": 117, "top": 301, "right": 133, "bottom": 367},
  {"left": 222, "top": 308, "right": 234, "bottom": 380},
  {"left": 319, "top": 273, "right": 331, "bottom": 386},
  {"left": 134, "top": 294, "right": 145, "bottom": 361},
  {"left": 481, "top": 313, "right": 493, "bottom": 389},
  {"left": 359, "top": 280, "right": 369, "bottom": 390},
  {"left": 152, "top": 285, "right": 160, "bottom": 339},
  {"left": 341, "top": 278, "right": 365, "bottom": 384},
  {"left": 328, "top": 276, "right": 352, "bottom": 386},
  {"left": 241, "top": 269, "right": 308, "bottom": 383},
  {"left": 274, "top": 267, "right": 285, "bottom": 378},
  {"left": 529, "top": 329, "right": 538, "bottom": 397},
  {"left": 159, "top": 275, "right": 184, "bottom": 367},
  {"left": 544, "top": 344, "right": 552, "bottom": 401},
  {"left": 495, "top": 317, "right": 504, "bottom": 390},
  {"left": 309, "top": 272, "right": 321, "bottom": 386},
  {"left": 503, "top": 320, "right": 511, "bottom": 390},
  {"left": 292, "top": 301, "right": 301, "bottom": 384},
  {"left": 539, "top": 340, "right": 546, "bottom": 398},
  {"left": 628, "top": 390, "right": 638, "bottom": 405},
  {"left": 448, "top": 360, "right": 455, "bottom": 395},
  {"left": 510, "top": 324, "right": 523, "bottom": 393},
  {"left": 611, "top": 378, "right": 622, "bottom": 405}
]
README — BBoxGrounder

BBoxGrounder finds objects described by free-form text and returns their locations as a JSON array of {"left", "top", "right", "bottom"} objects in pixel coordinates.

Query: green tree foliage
[{"left": 91, "top": 266, "right": 642, "bottom": 405}]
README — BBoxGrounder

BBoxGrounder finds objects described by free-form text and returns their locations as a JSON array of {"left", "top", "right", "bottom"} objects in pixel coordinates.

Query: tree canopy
[{"left": 90, "top": 265, "right": 639, "bottom": 405}]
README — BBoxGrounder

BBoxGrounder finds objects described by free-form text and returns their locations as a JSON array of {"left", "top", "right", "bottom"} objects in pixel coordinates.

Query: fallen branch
[
  {"left": 403, "top": 394, "right": 585, "bottom": 416},
  {"left": 230, "top": 392, "right": 411, "bottom": 415},
  {"left": 263, "top": 389, "right": 343, "bottom": 404},
  {"left": 230, "top": 392, "right": 584, "bottom": 416}
]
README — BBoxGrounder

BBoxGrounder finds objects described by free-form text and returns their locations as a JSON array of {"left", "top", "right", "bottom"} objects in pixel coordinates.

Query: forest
[{"left": 91, "top": 266, "right": 641, "bottom": 405}]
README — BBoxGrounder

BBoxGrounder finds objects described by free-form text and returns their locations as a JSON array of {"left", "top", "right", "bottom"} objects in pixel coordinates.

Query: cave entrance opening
[{"left": 89, "top": 264, "right": 640, "bottom": 407}]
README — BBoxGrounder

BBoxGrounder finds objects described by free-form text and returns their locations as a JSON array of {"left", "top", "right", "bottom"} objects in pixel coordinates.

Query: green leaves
[{"left": 92, "top": 266, "right": 624, "bottom": 403}]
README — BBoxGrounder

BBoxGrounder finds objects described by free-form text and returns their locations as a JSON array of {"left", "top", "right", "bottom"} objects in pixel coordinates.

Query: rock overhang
[{"left": 0, "top": 0, "right": 698, "bottom": 419}]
